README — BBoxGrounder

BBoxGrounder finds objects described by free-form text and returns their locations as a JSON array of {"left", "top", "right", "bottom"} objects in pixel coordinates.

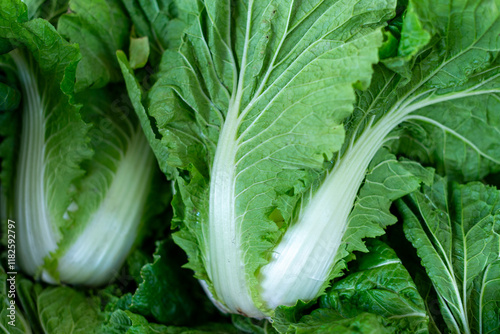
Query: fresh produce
[
  {"left": 0, "top": 0, "right": 155, "bottom": 286},
  {"left": 0, "top": 0, "right": 499, "bottom": 333},
  {"left": 119, "top": 0, "right": 500, "bottom": 320}
]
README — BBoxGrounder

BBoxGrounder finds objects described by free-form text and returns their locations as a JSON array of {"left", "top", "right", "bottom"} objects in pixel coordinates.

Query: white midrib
[
  {"left": 53, "top": 129, "right": 155, "bottom": 286},
  {"left": 259, "top": 111, "right": 401, "bottom": 308},
  {"left": 258, "top": 80, "right": 499, "bottom": 310},
  {"left": 207, "top": 0, "right": 266, "bottom": 318},
  {"left": 258, "top": 82, "right": 472, "bottom": 308},
  {"left": 209, "top": 101, "right": 266, "bottom": 317},
  {"left": 11, "top": 51, "right": 59, "bottom": 276},
  {"left": 206, "top": 11, "right": 500, "bottom": 317}
]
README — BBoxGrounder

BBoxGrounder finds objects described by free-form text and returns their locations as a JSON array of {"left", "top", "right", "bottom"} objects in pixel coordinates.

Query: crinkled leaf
[
  {"left": 325, "top": 149, "right": 433, "bottom": 287},
  {"left": 397, "top": 177, "right": 500, "bottom": 334},
  {"left": 37, "top": 287, "right": 104, "bottom": 333},
  {"left": 321, "top": 240, "right": 429, "bottom": 333},
  {"left": 274, "top": 240, "right": 429, "bottom": 334},
  {"left": 129, "top": 239, "right": 203, "bottom": 326}
]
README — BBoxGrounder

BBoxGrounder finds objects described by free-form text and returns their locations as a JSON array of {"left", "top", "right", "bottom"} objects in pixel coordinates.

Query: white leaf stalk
[
  {"left": 208, "top": 81, "right": 420, "bottom": 317},
  {"left": 13, "top": 51, "right": 58, "bottom": 276},
  {"left": 13, "top": 51, "right": 155, "bottom": 286},
  {"left": 54, "top": 130, "right": 154, "bottom": 286},
  {"left": 259, "top": 110, "right": 405, "bottom": 310},
  {"left": 208, "top": 95, "right": 265, "bottom": 317}
]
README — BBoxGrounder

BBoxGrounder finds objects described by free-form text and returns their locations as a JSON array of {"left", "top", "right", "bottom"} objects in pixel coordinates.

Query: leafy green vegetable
[
  {"left": 2, "top": 0, "right": 500, "bottom": 331},
  {"left": 118, "top": 0, "right": 500, "bottom": 319},
  {"left": 0, "top": 0, "right": 156, "bottom": 286},
  {"left": 120, "top": 0, "right": 397, "bottom": 318},
  {"left": 397, "top": 177, "right": 500, "bottom": 334},
  {"left": 104, "top": 309, "right": 238, "bottom": 334}
]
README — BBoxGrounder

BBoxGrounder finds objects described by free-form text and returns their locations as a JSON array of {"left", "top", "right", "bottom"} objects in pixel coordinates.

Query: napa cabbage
[{"left": 118, "top": 0, "right": 500, "bottom": 319}]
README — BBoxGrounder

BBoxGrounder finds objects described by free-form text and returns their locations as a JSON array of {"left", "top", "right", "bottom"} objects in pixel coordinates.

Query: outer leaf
[
  {"left": 470, "top": 260, "right": 500, "bottom": 334},
  {"left": 273, "top": 240, "right": 429, "bottom": 334},
  {"left": 321, "top": 240, "right": 429, "bottom": 333},
  {"left": 397, "top": 177, "right": 500, "bottom": 334},
  {"left": 121, "top": 0, "right": 395, "bottom": 318},
  {"left": 290, "top": 309, "right": 390, "bottom": 334},
  {"left": 129, "top": 240, "right": 199, "bottom": 326},
  {"left": 0, "top": 0, "right": 92, "bottom": 277},
  {"left": 58, "top": 0, "right": 131, "bottom": 91},
  {"left": 37, "top": 287, "right": 103, "bottom": 333},
  {"left": 15, "top": 278, "right": 44, "bottom": 334}
]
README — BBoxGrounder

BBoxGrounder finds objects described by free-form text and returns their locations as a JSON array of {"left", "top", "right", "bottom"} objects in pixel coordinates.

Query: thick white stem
[
  {"left": 259, "top": 112, "right": 404, "bottom": 309},
  {"left": 12, "top": 50, "right": 154, "bottom": 285},
  {"left": 51, "top": 130, "right": 154, "bottom": 286},
  {"left": 12, "top": 51, "right": 59, "bottom": 276},
  {"left": 208, "top": 103, "right": 265, "bottom": 318}
]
